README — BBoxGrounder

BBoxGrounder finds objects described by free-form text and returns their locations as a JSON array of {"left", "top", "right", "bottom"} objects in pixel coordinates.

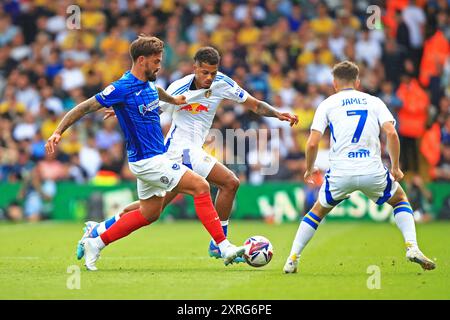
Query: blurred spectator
[
  {"left": 245, "top": 63, "right": 270, "bottom": 101},
  {"left": 379, "top": 81, "right": 403, "bottom": 128},
  {"left": 58, "top": 57, "right": 85, "bottom": 91},
  {"left": 10, "top": 31, "right": 31, "bottom": 61},
  {"left": 310, "top": 2, "right": 335, "bottom": 36},
  {"left": 406, "top": 174, "right": 433, "bottom": 223},
  {"left": 382, "top": 37, "right": 406, "bottom": 87},
  {"left": 40, "top": 86, "right": 64, "bottom": 115},
  {"left": 12, "top": 112, "right": 37, "bottom": 141},
  {"left": 0, "top": 85, "right": 26, "bottom": 117},
  {"left": 0, "top": 13, "right": 19, "bottom": 46},
  {"left": 396, "top": 69, "right": 430, "bottom": 174},
  {"left": 441, "top": 115, "right": 450, "bottom": 145},
  {"left": 355, "top": 29, "right": 382, "bottom": 69},
  {"left": 305, "top": 49, "right": 333, "bottom": 86},
  {"left": 234, "top": 0, "right": 267, "bottom": 24},
  {"left": 402, "top": 0, "right": 426, "bottom": 67},
  {"left": 434, "top": 141, "right": 450, "bottom": 181},
  {"left": 15, "top": 71, "right": 40, "bottom": 115},
  {"left": 95, "top": 119, "right": 123, "bottom": 150},
  {"left": 79, "top": 134, "right": 102, "bottom": 179}
]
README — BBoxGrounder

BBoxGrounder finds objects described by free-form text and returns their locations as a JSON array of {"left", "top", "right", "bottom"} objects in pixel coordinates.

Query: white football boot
[
  {"left": 222, "top": 245, "right": 245, "bottom": 266},
  {"left": 76, "top": 221, "right": 98, "bottom": 260},
  {"left": 82, "top": 238, "right": 102, "bottom": 271},
  {"left": 405, "top": 243, "right": 436, "bottom": 271},
  {"left": 283, "top": 254, "right": 299, "bottom": 274}
]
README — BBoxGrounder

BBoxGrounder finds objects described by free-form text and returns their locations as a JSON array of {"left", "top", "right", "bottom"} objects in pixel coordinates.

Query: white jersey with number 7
[{"left": 311, "top": 88, "right": 396, "bottom": 176}]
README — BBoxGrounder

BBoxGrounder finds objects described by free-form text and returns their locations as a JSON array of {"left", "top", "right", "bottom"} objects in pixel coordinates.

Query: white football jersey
[
  {"left": 161, "top": 72, "right": 249, "bottom": 149},
  {"left": 311, "top": 89, "right": 395, "bottom": 176}
]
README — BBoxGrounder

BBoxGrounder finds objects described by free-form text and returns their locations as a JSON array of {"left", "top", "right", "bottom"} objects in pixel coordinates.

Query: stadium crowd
[{"left": 0, "top": 0, "right": 449, "bottom": 220}]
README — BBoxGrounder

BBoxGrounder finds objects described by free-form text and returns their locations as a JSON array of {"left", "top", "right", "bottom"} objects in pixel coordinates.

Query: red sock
[
  {"left": 193, "top": 193, "right": 226, "bottom": 245},
  {"left": 100, "top": 209, "right": 151, "bottom": 245}
]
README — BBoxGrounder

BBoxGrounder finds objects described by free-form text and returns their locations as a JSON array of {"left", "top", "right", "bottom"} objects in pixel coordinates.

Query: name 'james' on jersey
[
  {"left": 160, "top": 72, "right": 249, "bottom": 150},
  {"left": 311, "top": 89, "right": 395, "bottom": 176}
]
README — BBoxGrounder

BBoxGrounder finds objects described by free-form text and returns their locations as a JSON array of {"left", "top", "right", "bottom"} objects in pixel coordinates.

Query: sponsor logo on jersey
[
  {"left": 348, "top": 149, "right": 371, "bottom": 158},
  {"left": 341, "top": 97, "right": 367, "bottom": 106},
  {"left": 177, "top": 103, "right": 210, "bottom": 114},
  {"left": 138, "top": 99, "right": 160, "bottom": 115},
  {"left": 172, "top": 163, "right": 180, "bottom": 170}
]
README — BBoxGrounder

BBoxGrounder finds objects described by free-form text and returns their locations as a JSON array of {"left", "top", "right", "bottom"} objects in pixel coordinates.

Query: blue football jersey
[{"left": 95, "top": 71, "right": 165, "bottom": 162}]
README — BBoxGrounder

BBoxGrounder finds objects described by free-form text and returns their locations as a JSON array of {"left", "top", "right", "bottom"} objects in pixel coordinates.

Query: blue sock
[{"left": 92, "top": 215, "right": 119, "bottom": 237}]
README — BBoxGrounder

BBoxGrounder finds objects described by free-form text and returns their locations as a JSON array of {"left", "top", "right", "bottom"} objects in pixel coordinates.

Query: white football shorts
[
  {"left": 166, "top": 144, "right": 218, "bottom": 178},
  {"left": 128, "top": 153, "right": 188, "bottom": 200},
  {"left": 318, "top": 168, "right": 399, "bottom": 208}
]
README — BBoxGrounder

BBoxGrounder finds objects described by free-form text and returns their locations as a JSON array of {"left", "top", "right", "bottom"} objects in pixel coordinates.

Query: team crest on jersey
[
  {"left": 102, "top": 85, "right": 115, "bottom": 96},
  {"left": 172, "top": 163, "right": 180, "bottom": 170},
  {"left": 205, "top": 89, "right": 212, "bottom": 98},
  {"left": 203, "top": 156, "right": 212, "bottom": 163},
  {"left": 160, "top": 176, "right": 169, "bottom": 184}
]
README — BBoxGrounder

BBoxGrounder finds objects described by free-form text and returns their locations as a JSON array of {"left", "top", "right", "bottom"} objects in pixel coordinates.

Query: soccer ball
[{"left": 243, "top": 236, "right": 273, "bottom": 267}]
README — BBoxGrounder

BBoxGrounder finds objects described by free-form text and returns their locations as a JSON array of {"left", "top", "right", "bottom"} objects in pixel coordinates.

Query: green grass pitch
[{"left": 0, "top": 220, "right": 449, "bottom": 299}]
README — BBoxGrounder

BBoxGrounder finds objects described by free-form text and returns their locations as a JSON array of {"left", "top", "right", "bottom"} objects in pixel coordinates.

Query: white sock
[
  {"left": 217, "top": 239, "right": 231, "bottom": 253},
  {"left": 392, "top": 201, "right": 417, "bottom": 247},
  {"left": 394, "top": 212, "right": 417, "bottom": 246},
  {"left": 93, "top": 236, "right": 106, "bottom": 250},
  {"left": 96, "top": 223, "right": 106, "bottom": 236},
  {"left": 290, "top": 211, "right": 321, "bottom": 257}
]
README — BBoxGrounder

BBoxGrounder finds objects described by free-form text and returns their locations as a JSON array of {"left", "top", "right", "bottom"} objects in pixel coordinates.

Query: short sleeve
[
  {"left": 95, "top": 83, "right": 125, "bottom": 108},
  {"left": 310, "top": 101, "right": 328, "bottom": 134},
  {"left": 219, "top": 76, "right": 249, "bottom": 103},
  {"left": 376, "top": 98, "right": 396, "bottom": 127}
]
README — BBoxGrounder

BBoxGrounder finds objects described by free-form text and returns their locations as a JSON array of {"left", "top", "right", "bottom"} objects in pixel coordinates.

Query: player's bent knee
[
  {"left": 220, "top": 174, "right": 240, "bottom": 193},
  {"left": 192, "top": 176, "right": 210, "bottom": 195},
  {"left": 387, "top": 186, "right": 409, "bottom": 206},
  {"left": 140, "top": 210, "right": 161, "bottom": 223},
  {"left": 312, "top": 201, "right": 333, "bottom": 218}
]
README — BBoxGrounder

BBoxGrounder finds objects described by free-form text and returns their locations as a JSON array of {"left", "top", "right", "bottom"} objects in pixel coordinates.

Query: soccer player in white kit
[
  {"left": 283, "top": 61, "right": 436, "bottom": 273},
  {"left": 78, "top": 47, "right": 298, "bottom": 262}
]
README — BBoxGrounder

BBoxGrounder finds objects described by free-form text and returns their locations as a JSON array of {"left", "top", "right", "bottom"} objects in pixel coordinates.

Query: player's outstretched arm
[
  {"left": 242, "top": 96, "right": 299, "bottom": 127},
  {"left": 304, "top": 130, "right": 322, "bottom": 184},
  {"left": 156, "top": 85, "right": 186, "bottom": 105},
  {"left": 382, "top": 121, "right": 404, "bottom": 181},
  {"left": 45, "top": 96, "right": 103, "bottom": 154}
]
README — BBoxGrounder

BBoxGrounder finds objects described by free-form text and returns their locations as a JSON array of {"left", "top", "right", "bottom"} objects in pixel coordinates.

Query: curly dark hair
[{"left": 194, "top": 47, "right": 220, "bottom": 65}]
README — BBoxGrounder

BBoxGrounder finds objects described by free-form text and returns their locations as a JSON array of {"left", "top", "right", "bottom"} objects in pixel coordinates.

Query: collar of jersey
[{"left": 125, "top": 70, "right": 149, "bottom": 85}]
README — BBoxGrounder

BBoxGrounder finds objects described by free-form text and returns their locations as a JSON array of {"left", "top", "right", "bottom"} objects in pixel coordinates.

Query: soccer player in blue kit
[{"left": 45, "top": 36, "right": 245, "bottom": 271}]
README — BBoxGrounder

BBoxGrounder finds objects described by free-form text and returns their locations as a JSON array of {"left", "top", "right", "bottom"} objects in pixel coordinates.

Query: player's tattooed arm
[
  {"left": 46, "top": 97, "right": 103, "bottom": 153},
  {"left": 255, "top": 100, "right": 280, "bottom": 117},
  {"left": 157, "top": 86, "right": 187, "bottom": 105},
  {"left": 243, "top": 96, "right": 299, "bottom": 126},
  {"left": 55, "top": 97, "right": 103, "bottom": 134}
]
